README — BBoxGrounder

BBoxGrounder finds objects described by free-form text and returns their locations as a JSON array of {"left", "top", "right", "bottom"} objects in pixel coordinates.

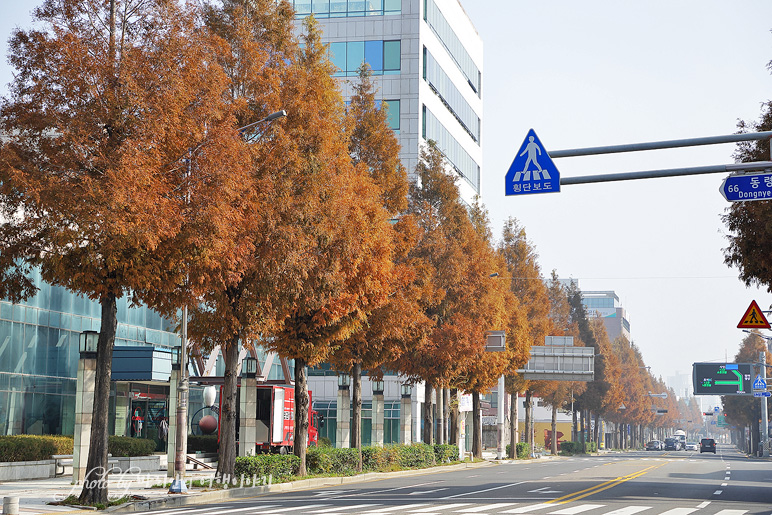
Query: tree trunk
[
  {"left": 551, "top": 405, "right": 558, "bottom": 455},
  {"left": 423, "top": 382, "right": 433, "bottom": 445},
  {"left": 443, "top": 389, "right": 450, "bottom": 444},
  {"left": 524, "top": 390, "right": 532, "bottom": 444},
  {"left": 436, "top": 388, "right": 445, "bottom": 445},
  {"left": 351, "top": 363, "right": 362, "bottom": 472},
  {"left": 509, "top": 391, "right": 518, "bottom": 458},
  {"left": 449, "top": 388, "right": 458, "bottom": 445},
  {"left": 472, "top": 391, "right": 482, "bottom": 459},
  {"left": 580, "top": 410, "right": 586, "bottom": 452},
  {"left": 216, "top": 340, "right": 239, "bottom": 481},
  {"left": 572, "top": 408, "right": 578, "bottom": 443},
  {"left": 593, "top": 413, "right": 600, "bottom": 445},
  {"left": 294, "top": 358, "right": 309, "bottom": 476},
  {"left": 78, "top": 293, "right": 117, "bottom": 506}
]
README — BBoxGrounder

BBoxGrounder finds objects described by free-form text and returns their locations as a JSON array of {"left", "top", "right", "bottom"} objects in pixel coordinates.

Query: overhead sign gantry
[{"left": 692, "top": 362, "right": 753, "bottom": 395}]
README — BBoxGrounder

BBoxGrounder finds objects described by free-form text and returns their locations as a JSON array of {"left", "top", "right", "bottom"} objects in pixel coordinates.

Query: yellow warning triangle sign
[{"left": 737, "top": 300, "right": 771, "bottom": 329}]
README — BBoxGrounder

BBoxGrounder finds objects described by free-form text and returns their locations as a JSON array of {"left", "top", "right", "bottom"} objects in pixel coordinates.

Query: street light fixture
[
  {"left": 400, "top": 384, "right": 413, "bottom": 398},
  {"left": 338, "top": 374, "right": 351, "bottom": 389},
  {"left": 242, "top": 357, "right": 257, "bottom": 378},
  {"left": 372, "top": 379, "right": 385, "bottom": 394},
  {"left": 79, "top": 330, "right": 99, "bottom": 357}
]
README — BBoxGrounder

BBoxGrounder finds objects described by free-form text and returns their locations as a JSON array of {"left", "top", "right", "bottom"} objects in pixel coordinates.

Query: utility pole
[{"left": 761, "top": 351, "right": 769, "bottom": 458}]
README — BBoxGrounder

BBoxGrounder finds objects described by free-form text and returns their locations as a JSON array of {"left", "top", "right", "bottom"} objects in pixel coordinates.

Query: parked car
[
  {"left": 645, "top": 440, "right": 662, "bottom": 451},
  {"left": 664, "top": 437, "right": 679, "bottom": 451},
  {"left": 700, "top": 438, "right": 717, "bottom": 454},
  {"left": 685, "top": 442, "right": 699, "bottom": 451}
]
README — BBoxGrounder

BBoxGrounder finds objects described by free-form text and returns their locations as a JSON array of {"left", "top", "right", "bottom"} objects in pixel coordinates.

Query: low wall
[
  {"left": 0, "top": 459, "right": 55, "bottom": 481},
  {"left": 113, "top": 455, "right": 162, "bottom": 473}
]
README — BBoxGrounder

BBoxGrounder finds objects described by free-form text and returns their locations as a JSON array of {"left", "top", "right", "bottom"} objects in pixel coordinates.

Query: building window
[
  {"left": 328, "top": 40, "right": 401, "bottom": 76},
  {"left": 423, "top": 0, "right": 481, "bottom": 97},
  {"left": 383, "top": 100, "right": 400, "bottom": 131},
  {"left": 423, "top": 47, "right": 480, "bottom": 143},
  {"left": 422, "top": 105, "right": 480, "bottom": 193},
  {"left": 293, "top": 0, "right": 401, "bottom": 18}
]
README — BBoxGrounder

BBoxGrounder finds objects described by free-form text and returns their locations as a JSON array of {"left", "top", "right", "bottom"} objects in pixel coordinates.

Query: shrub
[
  {"left": 107, "top": 436, "right": 156, "bottom": 457},
  {"left": 433, "top": 444, "right": 459, "bottom": 463},
  {"left": 317, "top": 437, "right": 332, "bottom": 448},
  {"left": 361, "top": 446, "right": 390, "bottom": 471},
  {"left": 559, "top": 441, "right": 576, "bottom": 455},
  {"left": 394, "top": 443, "right": 435, "bottom": 469},
  {"left": 306, "top": 447, "right": 360, "bottom": 475},
  {"left": 0, "top": 435, "right": 73, "bottom": 462},
  {"left": 234, "top": 454, "right": 300, "bottom": 482},
  {"left": 187, "top": 435, "right": 219, "bottom": 453}
]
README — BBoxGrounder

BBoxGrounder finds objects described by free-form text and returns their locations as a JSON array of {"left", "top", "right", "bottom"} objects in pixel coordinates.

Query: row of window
[
  {"left": 329, "top": 40, "right": 401, "bottom": 76},
  {"left": 292, "top": 0, "right": 400, "bottom": 18},
  {"left": 583, "top": 297, "right": 615, "bottom": 309},
  {"left": 422, "top": 105, "right": 480, "bottom": 192},
  {"left": 423, "top": 0, "right": 481, "bottom": 96},
  {"left": 423, "top": 47, "right": 480, "bottom": 143}
]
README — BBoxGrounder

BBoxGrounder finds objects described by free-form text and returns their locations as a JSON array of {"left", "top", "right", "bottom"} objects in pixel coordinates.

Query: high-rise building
[
  {"left": 290, "top": 0, "right": 483, "bottom": 205},
  {"left": 582, "top": 290, "right": 631, "bottom": 343}
]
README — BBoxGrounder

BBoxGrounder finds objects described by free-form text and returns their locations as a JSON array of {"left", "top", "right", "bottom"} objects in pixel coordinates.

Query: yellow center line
[{"left": 546, "top": 462, "right": 667, "bottom": 505}]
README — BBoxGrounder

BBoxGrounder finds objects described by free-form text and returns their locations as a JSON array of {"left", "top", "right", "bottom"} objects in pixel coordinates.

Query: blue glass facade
[{"left": 0, "top": 269, "right": 181, "bottom": 436}]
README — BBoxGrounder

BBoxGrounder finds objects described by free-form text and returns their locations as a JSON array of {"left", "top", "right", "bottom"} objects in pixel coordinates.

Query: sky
[{"left": 1, "top": 1, "right": 772, "bottom": 393}]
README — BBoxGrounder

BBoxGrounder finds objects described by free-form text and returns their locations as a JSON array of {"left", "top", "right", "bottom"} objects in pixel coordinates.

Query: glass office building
[{"left": 0, "top": 267, "right": 180, "bottom": 438}]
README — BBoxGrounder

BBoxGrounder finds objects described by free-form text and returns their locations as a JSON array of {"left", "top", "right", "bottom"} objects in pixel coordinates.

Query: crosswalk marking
[
  {"left": 312, "top": 504, "right": 379, "bottom": 513},
  {"left": 458, "top": 504, "right": 517, "bottom": 512},
  {"left": 502, "top": 504, "right": 553, "bottom": 513},
  {"left": 410, "top": 505, "right": 471, "bottom": 512},
  {"left": 262, "top": 504, "right": 329, "bottom": 513},
  {"left": 602, "top": 507, "right": 651, "bottom": 515},
  {"left": 657, "top": 509, "right": 698, "bottom": 515},
  {"left": 359, "top": 503, "right": 431, "bottom": 513},
  {"left": 713, "top": 510, "right": 748, "bottom": 515},
  {"left": 548, "top": 505, "right": 605, "bottom": 515}
]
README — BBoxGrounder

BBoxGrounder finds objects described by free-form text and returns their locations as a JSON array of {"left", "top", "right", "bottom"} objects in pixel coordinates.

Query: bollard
[{"left": 3, "top": 496, "right": 19, "bottom": 515}]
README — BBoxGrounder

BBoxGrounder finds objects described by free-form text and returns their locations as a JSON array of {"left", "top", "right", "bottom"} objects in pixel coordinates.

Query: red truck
[{"left": 254, "top": 384, "right": 319, "bottom": 454}]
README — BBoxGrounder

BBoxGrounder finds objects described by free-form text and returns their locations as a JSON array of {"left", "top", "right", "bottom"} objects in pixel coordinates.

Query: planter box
[
  {"left": 113, "top": 455, "right": 162, "bottom": 473},
  {"left": 0, "top": 459, "right": 55, "bottom": 481}
]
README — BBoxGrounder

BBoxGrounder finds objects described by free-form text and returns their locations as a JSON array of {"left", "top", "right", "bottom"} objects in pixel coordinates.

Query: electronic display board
[{"left": 692, "top": 362, "right": 753, "bottom": 395}]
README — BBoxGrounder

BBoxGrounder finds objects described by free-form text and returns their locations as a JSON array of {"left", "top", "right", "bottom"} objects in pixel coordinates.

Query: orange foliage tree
[
  {"left": 497, "top": 218, "right": 550, "bottom": 456},
  {"left": 0, "top": 0, "right": 243, "bottom": 503}
]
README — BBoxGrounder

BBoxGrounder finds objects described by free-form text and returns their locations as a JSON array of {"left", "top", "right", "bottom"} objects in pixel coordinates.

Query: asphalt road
[{"left": 137, "top": 444, "right": 772, "bottom": 515}]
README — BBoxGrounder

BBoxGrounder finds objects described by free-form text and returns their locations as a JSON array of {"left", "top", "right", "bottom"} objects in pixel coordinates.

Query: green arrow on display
[{"left": 715, "top": 370, "right": 745, "bottom": 393}]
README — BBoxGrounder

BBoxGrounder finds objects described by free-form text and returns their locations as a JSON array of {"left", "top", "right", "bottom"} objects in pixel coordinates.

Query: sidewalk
[
  {"left": 0, "top": 470, "right": 217, "bottom": 515},
  {"left": 0, "top": 451, "right": 585, "bottom": 515}
]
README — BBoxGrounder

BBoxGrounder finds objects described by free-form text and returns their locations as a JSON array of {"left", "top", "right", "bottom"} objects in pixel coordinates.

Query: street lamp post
[{"left": 169, "top": 109, "right": 287, "bottom": 494}]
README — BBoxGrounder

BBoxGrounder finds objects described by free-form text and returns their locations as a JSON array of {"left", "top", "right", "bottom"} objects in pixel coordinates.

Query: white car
[{"left": 685, "top": 442, "right": 699, "bottom": 451}]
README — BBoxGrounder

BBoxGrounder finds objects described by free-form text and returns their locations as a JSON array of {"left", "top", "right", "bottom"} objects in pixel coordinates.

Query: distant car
[
  {"left": 645, "top": 440, "right": 662, "bottom": 451},
  {"left": 700, "top": 438, "right": 717, "bottom": 454},
  {"left": 685, "top": 442, "right": 699, "bottom": 451},
  {"left": 664, "top": 438, "right": 679, "bottom": 451}
]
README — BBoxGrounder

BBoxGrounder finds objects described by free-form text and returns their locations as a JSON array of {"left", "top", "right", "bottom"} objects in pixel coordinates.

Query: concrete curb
[{"left": 108, "top": 460, "right": 495, "bottom": 513}]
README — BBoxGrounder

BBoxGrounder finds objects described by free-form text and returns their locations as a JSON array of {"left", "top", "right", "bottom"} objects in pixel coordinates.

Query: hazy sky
[
  {"left": 460, "top": 0, "right": 772, "bottom": 388},
  {"left": 2, "top": 1, "right": 772, "bottom": 389}
]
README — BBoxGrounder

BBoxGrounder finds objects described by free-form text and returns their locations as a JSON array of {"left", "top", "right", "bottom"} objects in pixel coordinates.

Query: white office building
[{"left": 290, "top": 0, "right": 483, "bottom": 205}]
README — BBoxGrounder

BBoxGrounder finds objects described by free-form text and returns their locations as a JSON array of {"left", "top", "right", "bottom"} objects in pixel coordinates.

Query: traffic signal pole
[{"left": 761, "top": 351, "right": 769, "bottom": 458}]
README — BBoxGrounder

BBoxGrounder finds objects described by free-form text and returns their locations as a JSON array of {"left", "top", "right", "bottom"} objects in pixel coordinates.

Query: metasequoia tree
[
  {"left": 327, "top": 65, "right": 416, "bottom": 465},
  {"left": 497, "top": 218, "right": 550, "bottom": 457},
  {"left": 393, "top": 143, "right": 505, "bottom": 447},
  {"left": 723, "top": 75, "right": 772, "bottom": 289},
  {"left": 0, "top": 0, "right": 242, "bottom": 504},
  {"left": 262, "top": 19, "right": 396, "bottom": 476},
  {"left": 189, "top": 0, "right": 300, "bottom": 479},
  {"left": 722, "top": 332, "right": 771, "bottom": 453}
]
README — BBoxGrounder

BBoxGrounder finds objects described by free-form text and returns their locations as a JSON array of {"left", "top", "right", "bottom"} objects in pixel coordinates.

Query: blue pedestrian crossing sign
[
  {"left": 753, "top": 374, "right": 767, "bottom": 391},
  {"left": 505, "top": 129, "right": 561, "bottom": 196}
]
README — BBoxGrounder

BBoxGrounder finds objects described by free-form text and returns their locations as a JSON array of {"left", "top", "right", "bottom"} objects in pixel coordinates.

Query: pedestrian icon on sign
[
  {"left": 515, "top": 136, "right": 550, "bottom": 181},
  {"left": 505, "top": 129, "right": 561, "bottom": 196}
]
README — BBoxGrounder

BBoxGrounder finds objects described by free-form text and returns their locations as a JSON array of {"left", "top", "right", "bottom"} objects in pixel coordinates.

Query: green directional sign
[{"left": 692, "top": 362, "right": 753, "bottom": 395}]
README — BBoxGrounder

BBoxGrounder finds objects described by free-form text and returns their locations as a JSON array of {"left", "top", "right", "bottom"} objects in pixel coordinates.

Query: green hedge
[
  {"left": 558, "top": 441, "right": 599, "bottom": 455},
  {"left": 0, "top": 435, "right": 74, "bottom": 462},
  {"left": 505, "top": 442, "right": 532, "bottom": 459},
  {"left": 187, "top": 435, "right": 219, "bottom": 453},
  {"left": 108, "top": 436, "right": 156, "bottom": 457},
  {"left": 306, "top": 447, "right": 360, "bottom": 475},
  {"left": 433, "top": 444, "right": 459, "bottom": 463},
  {"left": 234, "top": 454, "right": 300, "bottom": 483}
]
